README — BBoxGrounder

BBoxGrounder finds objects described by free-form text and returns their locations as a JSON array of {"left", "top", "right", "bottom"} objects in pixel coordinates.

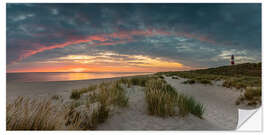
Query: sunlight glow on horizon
[{"left": 7, "top": 52, "right": 192, "bottom": 73}]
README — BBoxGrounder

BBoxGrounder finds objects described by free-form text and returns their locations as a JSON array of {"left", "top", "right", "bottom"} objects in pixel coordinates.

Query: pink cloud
[{"left": 14, "top": 29, "right": 219, "bottom": 64}]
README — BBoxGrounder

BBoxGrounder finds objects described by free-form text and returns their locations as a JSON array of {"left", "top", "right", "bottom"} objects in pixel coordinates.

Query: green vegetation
[
  {"left": 129, "top": 76, "right": 148, "bottom": 86},
  {"left": 183, "top": 79, "right": 196, "bottom": 84},
  {"left": 88, "top": 81, "right": 129, "bottom": 107},
  {"left": 70, "top": 84, "right": 97, "bottom": 100},
  {"left": 178, "top": 95, "right": 205, "bottom": 118},
  {"left": 8, "top": 79, "right": 130, "bottom": 130},
  {"left": 145, "top": 78, "right": 205, "bottom": 118},
  {"left": 235, "top": 87, "right": 261, "bottom": 106},
  {"left": 145, "top": 79, "right": 177, "bottom": 117},
  {"left": 183, "top": 79, "right": 212, "bottom": 85},
  {"left": 244, "top": 87, "right": 261, "bottom": 100},
  {"left": 67, "top": 81, "right": 129, "bottom": 129},
  {"left": 158, "top": 75, "right": 164, "bottom": 79},
  {"left": 70, "top": 90, "right": 81, "bottom": 100},
  {"left": 192, "top": 62, "right": 261, "bottom": 77},
  {"left": 7, "top": 63, "right": 262, "bottom": 130},
  {"left": 156, "top": 63, "right": 262, "bottom": 106},
  {"left": 7, "top": 74, "right": 206, "bottom": 130},
  {"left": 199, "top": 79, "right": 212, "bottom": 85},
  {"left": 7, "top": 97, "right": 64, "bottom": 130},
  {"left": 51, "top": 95, "right": 61, "bottom": 100},
  {"left": 240, "top": 87, "right": 261, "bottom": 106},
  {"left": 91, "top": 104, "right": 109, "bottom": 127},
  {"left": 222, "top": 77, "right": 261, "bottom": 89},
  {"left": 65, "top": 103, "right": 109, "bottom": 130}
]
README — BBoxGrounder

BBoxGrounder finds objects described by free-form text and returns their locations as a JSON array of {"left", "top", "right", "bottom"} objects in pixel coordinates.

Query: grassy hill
[
  {"left": 156, "top": 63, "right": 262, "bottom": 106},
  {"left": 191, "top": 63, "right": 261, "bottom": 77}
]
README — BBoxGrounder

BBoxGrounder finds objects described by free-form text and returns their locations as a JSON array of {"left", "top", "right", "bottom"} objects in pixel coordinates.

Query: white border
[
  {"left": 1, "top": 0, "right": 265, "bottom": 3},
  {"left": 1, "top": 0, "right": 267, "bottom": 135},
  {"left": 0, "top": 1, "right": 6, "bottom": 134}
]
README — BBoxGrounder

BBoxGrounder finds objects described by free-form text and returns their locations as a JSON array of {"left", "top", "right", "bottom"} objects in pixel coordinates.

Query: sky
[{"left": 6, "top": 3, "right": 261, "bottom": 73}]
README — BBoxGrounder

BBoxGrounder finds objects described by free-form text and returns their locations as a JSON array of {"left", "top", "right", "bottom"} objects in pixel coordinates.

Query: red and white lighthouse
[{"left": 231, "top": 55, "right": 234, "bottom": 65}]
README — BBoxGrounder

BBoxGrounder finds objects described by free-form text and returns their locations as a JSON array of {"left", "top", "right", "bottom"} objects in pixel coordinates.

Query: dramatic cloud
[{"left": 7, "top": 3, "right": 261, "bottom": 72}]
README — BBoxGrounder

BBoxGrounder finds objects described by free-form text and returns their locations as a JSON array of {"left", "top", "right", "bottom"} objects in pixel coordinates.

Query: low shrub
[
  {"left": 199, "top": 79, "right": 212, "bottom": 85},
  {"left": 183, "top": 79, "right": 196, "bottom": 84},
  {"left": 244, "top": 87, "right": 261, "bottom": 101},
  {"left": 70, "top": 90, "right": 81, "bottom": 100}
]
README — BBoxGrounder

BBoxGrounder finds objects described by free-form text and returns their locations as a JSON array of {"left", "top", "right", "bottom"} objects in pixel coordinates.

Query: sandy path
[
  {"left": 164, "top": 76, "right": 242, "bottom": 130},
  {"left": 97, "top": 85, "right": 220, "bottom": 130}
]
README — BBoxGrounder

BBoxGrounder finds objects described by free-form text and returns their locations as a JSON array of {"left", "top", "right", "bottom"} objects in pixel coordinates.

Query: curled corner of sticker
[{"left": 237, "top": 108, "right": 261, "bottom": 130}]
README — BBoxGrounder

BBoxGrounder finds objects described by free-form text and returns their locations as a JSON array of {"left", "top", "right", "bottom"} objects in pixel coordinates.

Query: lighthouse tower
[{"left": 231, "top": 55, "right": 235, "bottom": 65}]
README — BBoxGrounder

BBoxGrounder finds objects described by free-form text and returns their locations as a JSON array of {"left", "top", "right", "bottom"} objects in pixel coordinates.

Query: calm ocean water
[{"left": 7, "top": 72, "right": 152, "bottom": 82}]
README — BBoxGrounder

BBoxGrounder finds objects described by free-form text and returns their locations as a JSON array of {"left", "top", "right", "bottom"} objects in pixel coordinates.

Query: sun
[{"left": 71, "top": 68, "right": 86, "bottom": 72}]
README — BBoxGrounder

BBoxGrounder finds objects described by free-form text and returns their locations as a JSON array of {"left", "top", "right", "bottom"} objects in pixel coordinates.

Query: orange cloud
[
  {"left": 8, "top": 65, "right": 187, "bottom": 73},
  {"left": 8, "top": 53, "right": 194, "bottom": 73},
  {"left": 14, "top": 29, "right": 218, "bottom": 64}
]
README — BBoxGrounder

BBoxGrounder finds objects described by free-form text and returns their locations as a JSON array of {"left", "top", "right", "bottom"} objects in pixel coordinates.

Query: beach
[
  {"left": 6, "top": 73, "right": 256, "bottom": 130},
  {"left": 7, "top": 76, "right": 129, "bottom": 103}
]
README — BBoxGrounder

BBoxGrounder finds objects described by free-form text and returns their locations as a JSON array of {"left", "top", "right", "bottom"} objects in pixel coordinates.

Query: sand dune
[
  {"left": 164, "top": 76, "right": 242, "bottom": 130},
  {"left": 97, "top": 85, "right": 220, "bottom": 130},
  {"left": 6, "top": 75, "right": 252, "bottom": 130}
]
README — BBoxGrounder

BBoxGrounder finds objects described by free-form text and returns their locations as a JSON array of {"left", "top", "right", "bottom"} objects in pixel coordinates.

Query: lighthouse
[{"left": 231, "top": 55, "right": 234, "bottom": 65}]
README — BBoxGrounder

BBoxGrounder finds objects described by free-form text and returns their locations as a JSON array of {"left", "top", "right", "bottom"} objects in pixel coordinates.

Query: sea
[{"left": 7, "top": 72, "right": 152, "bottom": 82}]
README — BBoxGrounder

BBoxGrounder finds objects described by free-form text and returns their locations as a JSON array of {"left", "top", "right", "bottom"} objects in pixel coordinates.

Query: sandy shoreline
[
  {"left": 6, "top": 74, "right": 255, "bottom": 130},
  {"left": 7, "top": 74, "right": 152, "bottom": 103},
  {"left": 7, "top": 76, "right": 119, "bottom": 103}
]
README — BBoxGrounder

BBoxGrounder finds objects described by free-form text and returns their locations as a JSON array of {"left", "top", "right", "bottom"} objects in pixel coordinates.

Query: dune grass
[
  {"left": 67, "top": 80, "right": 129, "bottom": 129},
  {"left": 67, "top": 81, "right": 129, "bottom": 129},
  {"left": 157, "top": 63, "right": 261, "bottom": 86},
  {"left": 8, "top": 74, "right": 206, "bottom": 130},
  {"left": 157, "top": 63, "right": 262, "bottom": 106},
  {"left": 51, "top": 95, "right": 61, "bottom": 100},
  {"left": 222, "top": 77, "right": 261, "bottom": 89},
  {"left": 145, "top": 78, "right": 205, "bottom": 118},
  {"left": 70, "top": 84, "right": 97, "bottom": 100},
  {"left": 88, "top": 81, "right": 129, "bottom": 108},
  {"left": 145, "top": 79, "right": 177, "bottom": 117},
  {"left": 7, "top": 79, "right": 130, "bottom": 130},
  {"left": 242, "top": 87, "right": 261, "bottom": 106},
  {"left": 129, "top": 76, "right": 148, "bottom": 87},
  {"left": 118, "top": 78, "right": 131, "bottom": 87},
  {"left": 65, "top": 103, "right": 109, "bottom": 130},
  {"left": 244, "top": 87, "right": 261, "bottom": 100},
  {"left": 91, "top": 104, "right": 109, "bottom": 126},
  {"left": 7, "top": 97, "right": 64, "bottom": 130},
  {"left": 70, "top": 90, "right": 81, "bottom": 100},
  {"left": 109, "top": 82, "right": 129, "bottom": 107},
  {"left": 178, "top": 95, "right": 205, "bottom": 118}
]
